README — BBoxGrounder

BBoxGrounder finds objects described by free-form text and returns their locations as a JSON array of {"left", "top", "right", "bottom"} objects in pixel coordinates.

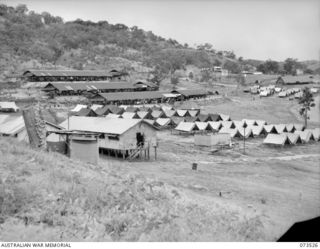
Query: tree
[
  {"left": 284, "top": 58, "right": 302, "bottom": 75},
  {"left": 299, "top": 87, "right": 315, "bottom": 128}
]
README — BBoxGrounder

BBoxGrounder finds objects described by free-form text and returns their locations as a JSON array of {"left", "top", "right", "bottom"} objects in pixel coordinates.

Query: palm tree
[{"left": 299, "top": 87, "right": 315, "bottom": 128}]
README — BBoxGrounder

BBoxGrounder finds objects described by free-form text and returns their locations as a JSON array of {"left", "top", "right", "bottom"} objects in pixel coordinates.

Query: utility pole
[{"left": 243, "top": 126, "right": 246, "bottom": 154}]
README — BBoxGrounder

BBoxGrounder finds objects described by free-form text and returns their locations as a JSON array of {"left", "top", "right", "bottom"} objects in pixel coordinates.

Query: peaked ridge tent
[
  {"left": 219, "top": 127, "right": 241, "bottom": 138},
  {"left": 94, "top": 106, "right": 110, "bottom": 116},
  {"left": 175, "top": 122, "right": 198, "bottom": 133},
  {"left": 242, "top": 119, "right": 257, "bottom": 126},
  {"left": 285, "top": 124, "right": 295, "bottom": 133},
  {"left": 233, "top": 120, "right": 246, "bottom": 129},
  {"left": 207, "top": 121, "right": 222, "bottom": 131},
  {"left": 294, "top": 130, "right": 315, "bottom": 143},
  {"left": 71, "top": 104, "right": 87, "bottom": 112},
  {"left": 238, "top": 127, "right": 254, "bottom": 138},
  {"left": 219, "top": 114, "right": 231, "bottom": 121},
  {"left": 188, "top": 110, "right": 200, "bottom": 117},
  {"left": 160, "top": 105, "right": 173, "bottom": 112},
  {"left": 304, "top": 128, "right": 320, "bottom": 141},
  {"left": 221, "top": 121, "right": 235, "bottom": 129},
  {"left": 256, "top": 120, "right": 267, "bottom": 126},
  {"left": 197, "top": 114, "right": 210, "bottom": 122},
  {"left": 170, "top": 116, "right": 185, "bottom": 127},
  {"left": 137, "top": 111, "right": 153, "bottom": 120},
  {"left": 151, "top": 110, "right": 165, "bottom": 119},
  {"left": 90, "top": 104, "right": 103, "bottom": 111},
  {"left": 195, "top": 121, "right": 210, "bottom": 131},
  {"left": 293, "top": 124, "right": 305, "bottom": 131},
  {"left": 74, "top": 108, "right": 97, "bottom": 117},
  {"left": 184, "top": 116, "right": 198, "bottom": 123},
  {"left": 108, "top": 105, "right": 125, "bottom": 115},
  {"left": 176, "top": 109, "right": 189, "bottom": 117},
  {"left": 274, "top": 124, "right": 288, "bottom": 134},
  {"left": 283, "top": 132, "right": 302, "bottom": 144},
  {"left": 154, "top": 118, "right": 173, "bottom": 129},
  {"left": 264, "top": 124, "right": 278, "bottom": 134},
  {"left": 248, "top": 125, "right": 267, "bottom": 136},
  {"left": 209, "top": 113, "right": 222, "bottom": 122},
  {"left": 143, "top": 119, "right": 155, "bottom": 126},
  {"left": 263, "top": 134, "right": 290, "bottom": 146},
  {"left": 121, "top": 112, "right": 140, "bottom": 119},
  {"left": 163, "top": 109, "right": 177, "bottom": 118},
  {"left": 125, "top": 106, "right": 140, "bottom": 113}
]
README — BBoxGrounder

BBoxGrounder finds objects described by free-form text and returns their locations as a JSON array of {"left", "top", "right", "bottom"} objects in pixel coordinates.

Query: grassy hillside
[
  {"left": 0, "top": 4, "right": 243, "bottom": 83},
  {"left": 0, "top": 137, "right": 267, "bottom": 241}
]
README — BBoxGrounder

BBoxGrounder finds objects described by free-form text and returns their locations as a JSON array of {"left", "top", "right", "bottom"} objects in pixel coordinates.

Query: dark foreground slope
[{"left": 0, "top": 138, "right": 267, "bottom": 241}]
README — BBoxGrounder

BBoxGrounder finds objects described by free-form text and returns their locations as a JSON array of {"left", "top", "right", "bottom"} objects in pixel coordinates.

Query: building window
[{"left": 108, "top": 135, "right": 119, "bottom": 140}]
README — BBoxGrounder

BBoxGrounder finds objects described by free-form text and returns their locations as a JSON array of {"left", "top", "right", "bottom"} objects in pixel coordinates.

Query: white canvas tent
[
  {"left": 264, "top": 124, "right": 277, "bottom": 133},
  {"left": 294, "top": 130, "right": 314, "bottom": 143},
  {"left": 221, "top": 121, "right": 234, "bottom": 129},
  {"left": 219, "top": 127, "right": 240, "bottom": 138},
  {"left": 91, "top": 104, "right": 103, "bottom": 111},
  {"left": 263, "top": 134, "right": 290, "bottom": 146},
  {"left": 256, "top": 120, "right": 267, "bottom": 126},
  {"left": 163, "top": 109, "right": 177, "bottom": 118},
  {"left": 195, "top": 121, "right": 209, "bottom": 131},
  {"left": 71, "top": 104, "right": 87, "bottom": 112},
  {"left": 121, "top": 112, "right": 140, "bottom": 119},
  {"left": 304, "top": 128, "right": 320, "bottom": 141},
  {"left": 207, "top": 121, "right": 222, "bottom": 131},
  {"left": 248, "top": 125, "right": 266, "bottom": 136},
  {"left": 274, "top": 124, "right": 287, "bottom": 134},
  {"left": 285, "top": 124, "right": 295, "bottom": 133},
  {"left": 219, "top": 114, "right": 231, "bottom": 121},
  {"left": 242, "top": 119, "right": 257, "bottom": 126},
  {"left": 293, "top": 124, "right": 305, "bottom": 131},
  {"left": 233, "top": 120, "right": 245, "bottom": 129},
  {"left": 188, "top": 110, "right": 199, "bottom": 117},
  {"left": 154, "top": 118, "right": 172, "bottom": 129},
  {"left": 283, "top": 132, "right": 302, "bottom": 144},
  {"left": 175, "top": 122, "right": 197, "bottom": 133},
  {"left": 238, "top": 127, "right": 254, "bottom": 138},
  {"left": 176, "top": 110, "right": 188, "bottom": 117}
]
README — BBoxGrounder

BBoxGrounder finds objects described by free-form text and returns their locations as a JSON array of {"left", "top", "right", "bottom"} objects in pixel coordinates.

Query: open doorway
[{"left": 136, "top": 132, "right": 145, "bottom": 146}]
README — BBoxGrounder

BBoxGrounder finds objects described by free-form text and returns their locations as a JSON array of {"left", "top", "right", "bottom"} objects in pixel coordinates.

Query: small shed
[{"left": 194, "top": 133, "right": 231, "bottom": 147}]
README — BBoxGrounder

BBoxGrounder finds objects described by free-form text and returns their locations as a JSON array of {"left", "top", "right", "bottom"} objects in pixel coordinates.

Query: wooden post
[
  {"left": 122, "top": 150, "right": 125, "bottom": 160},
  {"left": 154, "top": 146, "right": 157, "bottom": 160}
]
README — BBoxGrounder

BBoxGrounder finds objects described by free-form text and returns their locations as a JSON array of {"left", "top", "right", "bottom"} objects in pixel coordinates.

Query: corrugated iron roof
[
  {"left": 44, "top": 82, "right": 136, "bottom": 92},
  {"left": 24, "top": 70, "right": 113, "bottom": 77},
  {"left": 0, "top": 115, "right": 25, "bottom": 135},
  {"left": 60, "top": 116, "right": 153, "bottom": 135},
  {"left": 172, "top": 89, "right": 208, "bottom": 97},
  {"left": 98, "top": 91, "right": 165, "bottom": 101}
]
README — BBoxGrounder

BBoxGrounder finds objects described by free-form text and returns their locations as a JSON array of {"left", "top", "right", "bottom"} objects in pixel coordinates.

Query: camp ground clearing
[{"left": 1, "top": 72, "right": 320, "bottom": 241}]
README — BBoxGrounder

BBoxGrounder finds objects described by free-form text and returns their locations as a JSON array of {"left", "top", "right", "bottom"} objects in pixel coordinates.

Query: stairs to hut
[{"left": 128, "top": 145, "right": 144, "bottom": 161}]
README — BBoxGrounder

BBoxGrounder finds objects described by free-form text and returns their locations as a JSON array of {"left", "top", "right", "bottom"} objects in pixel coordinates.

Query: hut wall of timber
[{"left": 99, "top": 122, "right": 156, "bottom": 150}]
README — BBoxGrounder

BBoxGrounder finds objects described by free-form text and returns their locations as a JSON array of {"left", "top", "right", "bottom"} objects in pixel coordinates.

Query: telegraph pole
[{"left": 243, "top": 126, "right": 246, "bottom": 154}]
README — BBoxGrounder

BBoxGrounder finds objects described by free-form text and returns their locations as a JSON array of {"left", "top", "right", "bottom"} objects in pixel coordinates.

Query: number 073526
[{"left": 300, "top": 243, "right": 319, "bottom": 247}]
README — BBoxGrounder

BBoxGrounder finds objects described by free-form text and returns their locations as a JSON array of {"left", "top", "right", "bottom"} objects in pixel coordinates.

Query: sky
[{"left": 2, "top": 0, "right": 320, "bottom": 61}]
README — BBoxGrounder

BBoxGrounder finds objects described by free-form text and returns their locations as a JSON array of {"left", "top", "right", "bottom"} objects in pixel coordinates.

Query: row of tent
[
  {"left": 263, "top": 129, "right": 320, "bottom": 146},
  {"left": 70, "top": 104, "right": 232, "bottom": 122},
  {"left": 278, "top": 88, "right": 301, "bottom": 98},
  {"left": 173, "top": 120, "right": 308, "bottom": 138}
]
